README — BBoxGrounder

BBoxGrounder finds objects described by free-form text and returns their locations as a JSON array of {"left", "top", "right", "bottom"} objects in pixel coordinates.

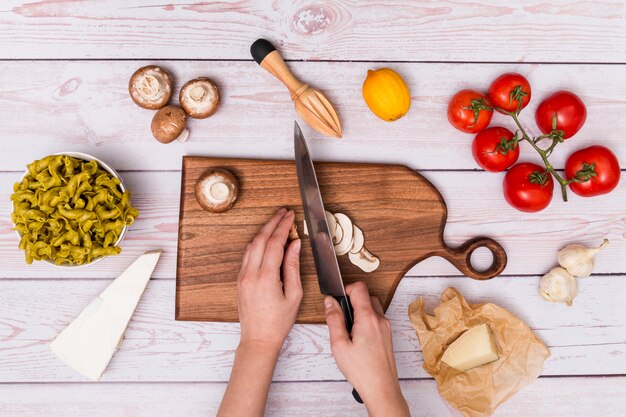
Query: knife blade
[{"left": 293, "top": 122, "right": 362, "bottom": 404}]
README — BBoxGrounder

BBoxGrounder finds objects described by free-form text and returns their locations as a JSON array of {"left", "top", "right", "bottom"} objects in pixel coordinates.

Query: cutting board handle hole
[
  {"left": 439, "top": 237, "right": 507, "bottom": 280},
  {"left": 468, "top": 247, "right": 493, "bottom": 273}
]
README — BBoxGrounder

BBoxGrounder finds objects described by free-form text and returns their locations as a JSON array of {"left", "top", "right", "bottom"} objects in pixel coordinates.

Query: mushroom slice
[
  {"left": 333, "top": 219, "right": 344, "bottom": 245},
  {"left": 179, "top": 77, "right": 220, "bottom": 119},
  {"left": 325, "top": 211, "right": 337, "bottom": 239},
  {"left": 303, "top": 212, "right": 337, "bottom": 239},
  {"left": 349, "top": 226, "right": 365, "bottom": 254},
  {"left": 333, "top": 213, "right": 353, "bottom": 256},
  {"left": 129, "top": 65, "right": 173, "bottom": 110},
  {"left": 151, "top": 105, "right": 189, "bottom": 144},
  {"left": 195, "top": 168, "right": 239, "bottom": 213},
  {"left": 349, "top": 247, "right": 380, "bottom": 273},
  {"left": 288, "top": 223, "right": 299, "bottom": 241}
]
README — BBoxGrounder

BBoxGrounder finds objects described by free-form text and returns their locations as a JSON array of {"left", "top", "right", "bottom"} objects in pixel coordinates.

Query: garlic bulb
[
  {"left": 558, "top": 239, "right": 608, "bottom": 277},
  {"left": 539, "top": 267, "right": 578, "bottom": 306}
]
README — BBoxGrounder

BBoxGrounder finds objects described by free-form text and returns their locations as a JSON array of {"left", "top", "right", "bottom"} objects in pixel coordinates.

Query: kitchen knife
[{"left": 293, "top": 122, "right": 363, "bottom": 404}]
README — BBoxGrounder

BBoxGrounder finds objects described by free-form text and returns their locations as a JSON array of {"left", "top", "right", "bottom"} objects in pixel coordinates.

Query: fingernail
[
  {"left": 287, "top": 210, "right": 295, "bottom": 217},
  {"left": 293, "top": 239, "right": 301, "bottom": 253},
  {"left": 324, "top": 296, "right": 334, "bottom": 310},
  {"left": 278, "top": 207, "right": 287, "bottom": 214}
]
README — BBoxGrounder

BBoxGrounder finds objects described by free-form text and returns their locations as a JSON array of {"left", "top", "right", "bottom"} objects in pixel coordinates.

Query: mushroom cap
[
  {"left": 151, "top": 105, "right": 187, "bottom": 144},
  {"left": 179, "top": 77, "right": 220, "bottom": 119},
  {"left": 195, "top": 168, "right": 239, "bottom": 213},
  {"left": 129, "top": 65, "right": 173, "bottom": 110}
]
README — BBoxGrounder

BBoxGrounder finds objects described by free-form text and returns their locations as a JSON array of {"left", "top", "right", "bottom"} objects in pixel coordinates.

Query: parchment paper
[{"left": 409, "top": 288, "right": 550, "bottom": 417}]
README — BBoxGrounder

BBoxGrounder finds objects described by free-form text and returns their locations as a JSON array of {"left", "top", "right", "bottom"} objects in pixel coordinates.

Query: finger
[
  {"left": 370, "top": 296, "right": 384, "bottom": 316},
  {"left": 345, "top": 282, "right": 376, "bottom": 319},
  {"left": 324, "top": 296, "right": 351, "bottom": 351},
  {"left": 282, "top": 239, "right": 303, "bottom": 301},
  {"left": 241, "top": 244, "right": 251, "bottom": 269},
  {"left": 261, "top": 210, "right": 295, "bottom": 272},
  {"left": 247, "top": 208, "right": 288, "bottom": 268},
  {"left": 237, "top": 243, "right": 252, "bottom": 282}
]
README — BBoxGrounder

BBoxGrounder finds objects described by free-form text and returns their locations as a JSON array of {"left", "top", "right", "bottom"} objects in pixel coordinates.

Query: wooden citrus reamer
[{"left": 250, "top": 39, "right": 342, "bottom": 138}]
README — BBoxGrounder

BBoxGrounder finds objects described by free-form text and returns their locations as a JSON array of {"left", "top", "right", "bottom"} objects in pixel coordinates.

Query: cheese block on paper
[
  {"left": 441, "top": 323, "right": 499, "bottom": 372},
  {"left": 50, "top": 250, "right": 161, "bottom": 381}
]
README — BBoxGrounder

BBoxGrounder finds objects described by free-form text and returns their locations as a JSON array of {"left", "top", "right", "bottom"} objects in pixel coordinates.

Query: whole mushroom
[
  {"left": 129, "top": 65, "right": 173, "bottom": 110},
  {"left": 179, "top": 77, "right": 220, "bottom": 119},
  {"left": 151, "top": 105, "right": 189, "bottom": 144},
  {"left": 195, "top": 168, "right": 239, "bottom": 213}
]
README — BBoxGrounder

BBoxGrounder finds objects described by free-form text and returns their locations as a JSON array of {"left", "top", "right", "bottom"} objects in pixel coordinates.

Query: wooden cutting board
[{"left": 176, "top": 156, "right": 507, "bottom": 323}]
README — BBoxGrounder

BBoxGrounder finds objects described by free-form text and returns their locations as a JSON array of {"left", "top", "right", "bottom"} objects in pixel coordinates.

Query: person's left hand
[{"left": 237, "top": 208, "right": 303, "bottom": 352}]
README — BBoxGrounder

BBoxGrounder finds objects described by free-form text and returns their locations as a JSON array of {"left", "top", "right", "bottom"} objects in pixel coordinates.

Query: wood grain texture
[
  {"left": 0, "top": 61, "right": 624, "bottom": 171},
  {"left": 1, "top": 377, "right": 625, "bottom": 417},
  {"left": 1, "top": 277, "right": 624, "bottom": 382},
  {"left": 1, "top": 170, "right": 623, "bottom": 279},
  {"left": 1, "top": 1, "right": 626, "bottom": 62},
  {"left": 176, "top": 157, "right": 505, "bottom": 323}
]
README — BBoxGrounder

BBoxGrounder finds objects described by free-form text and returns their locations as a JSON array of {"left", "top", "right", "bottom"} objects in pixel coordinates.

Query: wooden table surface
[{"left": 1, "top": 1, "right": 625, "bottom": 416}]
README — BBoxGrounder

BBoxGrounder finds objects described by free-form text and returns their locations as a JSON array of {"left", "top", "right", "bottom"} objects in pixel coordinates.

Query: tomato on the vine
[
  {"left": 447, "top": 89, "right": 493, "bottom": 133},
  {"left": 565, "top": 145, "right": 621, "bottom": 197},
  {"left": 488, "top": 73, "right": 531, "bottom": 113},
  {"left": 472, "top": 126, "right": 519, "bottom": 172},
  {"left": 503, "top": 163, "right": 554, "bottom": 212},
  {"left": 535, "top": 91, "right": 586, "bottom": 139}
]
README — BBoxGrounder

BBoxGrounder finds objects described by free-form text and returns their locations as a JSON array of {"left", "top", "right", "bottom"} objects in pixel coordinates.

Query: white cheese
[
  {"left": 50, "top": 250, "right": 162, "bottom": 381},
  {"left": 441, "top": 323, "right": 499, "bottom": 372}
]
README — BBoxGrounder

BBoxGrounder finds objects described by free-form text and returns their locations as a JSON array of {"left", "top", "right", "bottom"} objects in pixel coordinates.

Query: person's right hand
[{"left": 325, "top": 282, "right": 410, "bottom": 417}]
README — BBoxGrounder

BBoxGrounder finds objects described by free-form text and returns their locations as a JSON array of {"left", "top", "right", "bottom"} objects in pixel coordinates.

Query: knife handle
[{"left": 334, "top": 295, "right": 364, "bottom": 404}]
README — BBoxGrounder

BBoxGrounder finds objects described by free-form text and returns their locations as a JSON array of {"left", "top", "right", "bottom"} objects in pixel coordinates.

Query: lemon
[{"left": 362, "top": 68, "right": 411, "bottom": 122}]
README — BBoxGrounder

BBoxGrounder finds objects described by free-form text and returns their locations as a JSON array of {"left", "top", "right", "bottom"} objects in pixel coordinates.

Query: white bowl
[{"left": 12, "top": 152, "right": 129, "bottom": 268}]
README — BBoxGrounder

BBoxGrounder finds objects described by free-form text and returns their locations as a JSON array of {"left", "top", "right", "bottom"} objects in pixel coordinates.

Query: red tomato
[
  {"left": 472, "top": 127, "right": 520, "bottom": 172},
  {"left": 488, "top": 73, "right": 531, "bottom": 113},
  {"left": 503, "top": 163, "right": 554, "bottom": 212},
  {"left": 565, "top": 145, "right": 621, "bottom": 197},
  {"left": 447, "top": 89, "right": 493, "bottom": 133},
  {"left": 535, "top": 91, "right": 586, "bottom": 139}
]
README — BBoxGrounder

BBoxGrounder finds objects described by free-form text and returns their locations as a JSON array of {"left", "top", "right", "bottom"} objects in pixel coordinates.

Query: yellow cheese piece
[{"left": 441, "top": 323, "right": 499, "bottom": 372}]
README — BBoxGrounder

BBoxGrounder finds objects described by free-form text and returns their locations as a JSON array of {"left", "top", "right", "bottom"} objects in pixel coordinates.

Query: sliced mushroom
[
  {"left": 129, "top": 65, "right": 173, "bottom": 110},
  {"left": 350, "top": 226, "right": 365, "bottom": 254},
  {"left": 302, "top": 211, "right": 337, "bottom": 238},
  {"left": 332, "top": 219, "right": 344, "bottom": 245},
  {"left": 195, "top": 168, "right": 239, "bottom": 213},
  {"left": 349, "top": 247, "right": 380, "bottom": 273},
  {"left": 179, "top": 77, "right": 220, "bottom": 119},
  {"left": 151, "top": 105, "right": 189, "bottom": 144},
  {"left": 325, "top": 211, "right": 337, "bottom": 239},
  {"left": 333, "top": 213, "right": 353, "bottom": 256},
  {"left": 288, "top": 223, "right": 299, "bottom": 241}
]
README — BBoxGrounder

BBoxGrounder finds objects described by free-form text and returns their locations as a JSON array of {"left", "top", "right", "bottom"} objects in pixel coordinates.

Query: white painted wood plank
[
  {"left": 1, "top": 277, "right": 623, "bottom": 382},
  {"left": 1, "top": 170, "right": 623, "bottom": 278},
  {"left": 1, "top": 377, "right": 625, "bottom": 417},
  {"left": 1, "top": 1, "right": 626, "bottom": 62},
  {"left": 0, "top": 61, "right": 624, "bottom": 171}
]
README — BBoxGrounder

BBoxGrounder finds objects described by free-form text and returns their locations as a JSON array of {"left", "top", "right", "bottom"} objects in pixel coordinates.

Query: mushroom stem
[{"left": 176, "top": 129, "right": 190, "bottom": 143}]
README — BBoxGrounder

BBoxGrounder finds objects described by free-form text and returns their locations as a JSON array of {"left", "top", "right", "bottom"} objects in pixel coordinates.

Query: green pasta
[{"left": 10, "top": 155, "right": 139, "bottom": 265}]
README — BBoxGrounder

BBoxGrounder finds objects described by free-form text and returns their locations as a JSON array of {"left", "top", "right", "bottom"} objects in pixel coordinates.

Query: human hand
[
  {"left": 237, "top": 208, "right": 303, "bottom": 353},
  {"left": 325, "top": 282, "right": 410, "bottom": 417}
]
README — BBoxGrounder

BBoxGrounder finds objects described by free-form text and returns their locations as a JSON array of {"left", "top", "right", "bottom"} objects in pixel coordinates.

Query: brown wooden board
[{"left": 176, "top": 156, "right": 507, "bottom": 323}]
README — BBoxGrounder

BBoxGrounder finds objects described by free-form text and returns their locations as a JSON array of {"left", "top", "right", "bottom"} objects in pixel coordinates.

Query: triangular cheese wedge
[{"left": 50, "top": 250, "right": 161, "bottom": 381}]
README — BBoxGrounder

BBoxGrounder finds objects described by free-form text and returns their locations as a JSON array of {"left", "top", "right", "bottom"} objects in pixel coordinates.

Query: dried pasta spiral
[{"left": 10, "top": 155, "right": 139, "bottom": 265}]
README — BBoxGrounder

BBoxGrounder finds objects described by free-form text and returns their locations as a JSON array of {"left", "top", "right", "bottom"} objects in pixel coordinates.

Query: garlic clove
[
  {"left": 557, "top": 239, "right": 608, "bottom": 278},
  {"left": 539, "top": 267, "right": 578, "bottom": 306}
]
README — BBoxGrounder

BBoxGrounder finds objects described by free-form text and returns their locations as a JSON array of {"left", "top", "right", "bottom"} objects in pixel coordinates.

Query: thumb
[
  {"left": 282, "top": 239, "right": 302, "bottom": 301},
  {"left": 325, "top": 297, "right": 351, "bottom": 351}
]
